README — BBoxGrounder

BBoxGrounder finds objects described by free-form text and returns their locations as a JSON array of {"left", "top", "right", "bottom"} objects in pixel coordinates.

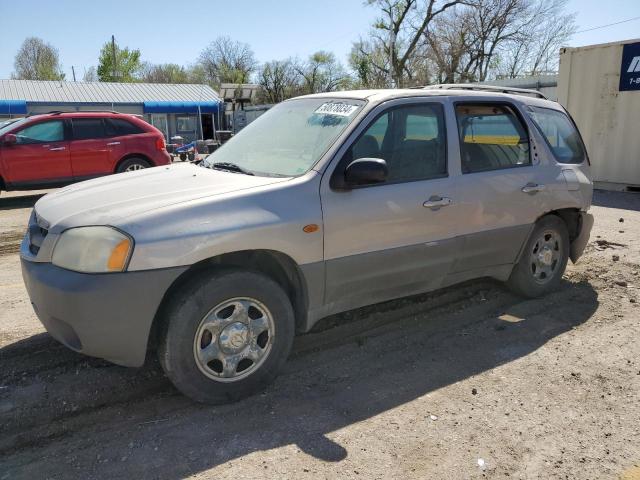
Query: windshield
[
  {"left": 203, "top": 98, "right": 365, "bottom": 177},
  {"left": 0, "top": 117, "right": 28, "bottom": 136}
]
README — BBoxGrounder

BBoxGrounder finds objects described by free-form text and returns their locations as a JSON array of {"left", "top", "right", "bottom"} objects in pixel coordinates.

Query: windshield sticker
[{"left": 314, "top": 102, "right": 359, "bottom": 117}]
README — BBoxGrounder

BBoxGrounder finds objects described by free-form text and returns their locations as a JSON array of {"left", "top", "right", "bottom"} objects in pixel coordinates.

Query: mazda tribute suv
[{"left": 20, "top": 85, "right": 593, "bottom": 403}]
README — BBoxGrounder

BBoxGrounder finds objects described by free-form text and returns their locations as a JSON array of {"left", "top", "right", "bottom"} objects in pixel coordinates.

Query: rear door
[
  {"left": 2, "top": 119, "right": 71, "bottom": 186},
  {"left": 104, "top": 118, "right": 135, "bottom": 168},
  {"left": 451, "top": 101, "right": 554, "bottom": 273},
  {"left": 70, "top": 118, "right": 111, "bottom": 180},
  {"left": 321, "top": 99, "right": 464, "bottom": 312}
]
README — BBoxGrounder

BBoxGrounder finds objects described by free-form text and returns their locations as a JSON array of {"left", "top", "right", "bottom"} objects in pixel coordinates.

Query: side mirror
[
  {"left": 2, "top": 134, "right": 17, "bottom": 146},
  {"left": 344, "top": 158, "right": 388, "bottom": 187}
]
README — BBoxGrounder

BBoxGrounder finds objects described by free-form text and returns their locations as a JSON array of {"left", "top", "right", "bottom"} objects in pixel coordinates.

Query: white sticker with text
[{"left": 314, "top": 102, "right": 359, "bottom": 117}]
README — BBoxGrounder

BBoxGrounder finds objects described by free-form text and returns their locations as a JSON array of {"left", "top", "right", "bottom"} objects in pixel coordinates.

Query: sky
[{"left": 0, "top": 0, "right": 639, "bottom": 80}]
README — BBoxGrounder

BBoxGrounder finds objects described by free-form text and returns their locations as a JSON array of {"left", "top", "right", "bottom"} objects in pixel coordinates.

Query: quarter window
[
  {"left": 15, "top": 121, "right": 64, "bottom": 144},
  {"left": 455, "top": 104, "right": 530, "bottom": 173},
  {"left": 527, "top": 106, "right": 586, "bottom": 164},
  {"left": 349, "top": 103, "right": 447, "bottom": 183},
  {"left": 105, "top": 118, "right": 144, "bottom": 136},
  {"left": 72, "top": 118, "right": 106, "bottom": 140}
]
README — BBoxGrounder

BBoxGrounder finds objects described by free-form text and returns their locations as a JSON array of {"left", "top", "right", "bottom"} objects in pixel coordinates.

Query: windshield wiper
[{"left": 210, "top": 162, "right": 254, "bottom": 176}]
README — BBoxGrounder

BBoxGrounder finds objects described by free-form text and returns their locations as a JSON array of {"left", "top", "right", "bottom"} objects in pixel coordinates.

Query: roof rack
[
  {"left": 422, "top": 84, "right": 548, "bottom": 100},
  {"left": 26, "top": 110, "right": 124, "bottom": 117}
]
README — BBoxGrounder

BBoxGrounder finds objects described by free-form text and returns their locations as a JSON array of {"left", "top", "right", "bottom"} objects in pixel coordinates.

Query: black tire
[
  {"left": 158, "top": 269, "right": 295, "bottom": 404},
  {"left": 116, "top": 157, "right": 151, "bottom": 173},
  {"left": 507, "top": 215, "right": 570, "bottom": 298}
]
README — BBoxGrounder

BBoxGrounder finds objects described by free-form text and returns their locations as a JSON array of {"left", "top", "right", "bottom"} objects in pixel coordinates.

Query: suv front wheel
[
  {"left": 158, "top": 269, "right": 295, "bottom": 404},
  {"left": 507, "top": 215, "right": 570, "bottom": 298}
]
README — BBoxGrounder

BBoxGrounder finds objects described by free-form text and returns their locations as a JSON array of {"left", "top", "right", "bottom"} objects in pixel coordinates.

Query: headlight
[{"left": 52, "top": 226, "right": 133, "bottom": 273}]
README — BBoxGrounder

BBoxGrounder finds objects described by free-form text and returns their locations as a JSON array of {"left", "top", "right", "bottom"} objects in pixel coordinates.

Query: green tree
[
  {"left": 295, "top": 51, "right": 350, "bottom": 94},
  {"left": 12, "top": 37, "right": 65, "bottom": 80},
  {"left": 97, "top": 40, "right": 142, "bottom": 82}
]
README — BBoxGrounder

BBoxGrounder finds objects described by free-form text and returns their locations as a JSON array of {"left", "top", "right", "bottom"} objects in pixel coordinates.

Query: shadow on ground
[
  {"left": 592, "top": 189, "right": 640, "bottom": 212},
  {"left": 0, "top": 193, "right": 45, "bottom": 211},
  {"left": 0, "top": 277, "right": 598, "bottom": 478}
]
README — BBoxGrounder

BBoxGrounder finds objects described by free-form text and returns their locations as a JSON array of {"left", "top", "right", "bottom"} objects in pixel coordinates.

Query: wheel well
[
  {"left": 543, "top": 208, "right": 582, "bottom": 242},
  {"left": 147, "top": 250, "right": 309, "bottom": 352},
  {"left": 115, "top": 154, "right": 152, "bottom": 172}
]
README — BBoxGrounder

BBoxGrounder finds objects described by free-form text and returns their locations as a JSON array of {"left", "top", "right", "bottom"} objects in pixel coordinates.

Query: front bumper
[
  {"left": 570, "top": 212, "right": 594, "bottom": 263},
  {"left": 21, "top": 258, "right": 187, "bottom": 367}
]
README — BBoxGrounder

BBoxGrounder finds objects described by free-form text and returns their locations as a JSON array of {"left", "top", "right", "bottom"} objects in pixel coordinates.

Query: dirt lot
[{"left": 1, "top": 189, "right": 639, "bottom": 480}]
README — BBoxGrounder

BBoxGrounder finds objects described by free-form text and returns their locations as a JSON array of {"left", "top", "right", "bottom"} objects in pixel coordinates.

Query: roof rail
[{"left": 423, "top": 84, "right": 548, "bottom": 100}]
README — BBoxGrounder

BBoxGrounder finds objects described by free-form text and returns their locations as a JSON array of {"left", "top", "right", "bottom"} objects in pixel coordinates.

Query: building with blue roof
[{"left": 0, "top": 79, "right": 223, "bottom": 142}]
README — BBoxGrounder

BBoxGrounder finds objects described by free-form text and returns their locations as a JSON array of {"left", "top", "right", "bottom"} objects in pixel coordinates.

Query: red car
[{"left": 0, "top": 111, "right": 171, "bottom": 192}]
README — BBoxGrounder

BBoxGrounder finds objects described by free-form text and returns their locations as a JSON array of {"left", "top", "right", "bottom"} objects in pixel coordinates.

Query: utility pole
[
  {"left": 111, "top": 35, "right": 117, "bottom": 81},
  {"left": 71, "top": 66, "right": 76, "bottom": 82}
]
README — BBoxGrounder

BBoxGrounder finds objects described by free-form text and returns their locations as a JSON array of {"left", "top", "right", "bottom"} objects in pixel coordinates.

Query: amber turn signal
[
  {"left": 107, "top": 238, "right": 132, "bottom": 271},
  {"left": 303, "top": 224, "right": 319, "bottom": 233}
]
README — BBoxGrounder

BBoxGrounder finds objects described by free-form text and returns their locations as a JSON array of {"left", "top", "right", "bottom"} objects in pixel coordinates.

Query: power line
[{"left": 574, "top": 15, "right": 640, "bottom": 34}]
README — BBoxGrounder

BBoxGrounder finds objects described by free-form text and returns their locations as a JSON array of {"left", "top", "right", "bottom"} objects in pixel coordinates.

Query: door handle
[
  {"left": 107, "top": 141, "right": 121, "bottom": 146},
  {"left": 423, "top": 196, "right": 453, "bottom": 210},
  {"left": 49, "top": 147, "right": 66, "bottom": 151},
  {"left": 521, "top": 183, "right": 546, "bottom": 194}
]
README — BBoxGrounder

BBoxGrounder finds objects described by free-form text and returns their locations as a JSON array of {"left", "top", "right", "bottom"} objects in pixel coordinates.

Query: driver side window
[
  {"left": 16, "top": 121, "right": 64, "bottom": 145},
  {"left": 349, "top": 103, "right": 447, "bottom": 183}
]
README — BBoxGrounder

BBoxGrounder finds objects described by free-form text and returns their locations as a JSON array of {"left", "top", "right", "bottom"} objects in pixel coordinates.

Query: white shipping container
[{"left": 558, "top": 39, "right": 640, "bottom": 190}]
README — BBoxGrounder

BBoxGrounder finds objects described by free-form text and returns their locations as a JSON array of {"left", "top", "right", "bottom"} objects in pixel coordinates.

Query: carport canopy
[{"left": 143, "top": 101, "right": 221, "bottom": 114}]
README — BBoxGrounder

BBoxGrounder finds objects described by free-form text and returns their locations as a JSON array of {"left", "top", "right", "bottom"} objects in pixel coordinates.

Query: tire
[
  {"left": 116, "top": 157, "right": 151, "bottom": 173},
  {"left": 506, "top": 215, "right": 570, "bottom": 298},
  {"left": 158, "top": 269, "right": 295, "bottom": 404}
]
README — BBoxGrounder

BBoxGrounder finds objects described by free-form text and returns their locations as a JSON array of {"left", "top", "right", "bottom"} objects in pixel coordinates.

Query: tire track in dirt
[
  {"left": 0, "top": 275, "right": 589, "bottom": 457},
  {"left": 0, "top": 230, "right": 23, "bottom": 257}
]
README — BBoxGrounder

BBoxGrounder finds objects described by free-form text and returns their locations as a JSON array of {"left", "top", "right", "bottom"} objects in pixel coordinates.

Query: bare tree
[
  {"left": 421, "top": 0, "right": 576, "bottom": 83},
  {"left": 198, "top": 36, "right": 258, "bottom": 87},
  {"left": 140, "top": 63, "right": 189, "bottom": 83},
  {"left": 13, "top": 37, "right": 65, "bottom": 80},
  {"left": 496, "top": 0, "right": 576, "bottom": 78},
  {"left": 360, "top": 0, "right": 463, "bottom": 87},
  {"left": 82, "top": 66, "right": 98, "bottom": 82},
  {"left": 423, "top": 9, "right": 475, "bottom": 83},
  {"left": 257, "top": 59, "right": 301, "bottom": 103}
]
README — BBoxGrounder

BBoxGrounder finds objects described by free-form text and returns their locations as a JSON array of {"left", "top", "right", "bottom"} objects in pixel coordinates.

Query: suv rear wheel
[
  {"left": 117, "top": 157, "right": 150, "bottom": 173},
  {"left": 158, "top": 269, "right": 295, "bottom": 404},
  {"left": 507, "top": 215, "right": 570, "bottom": 298}
]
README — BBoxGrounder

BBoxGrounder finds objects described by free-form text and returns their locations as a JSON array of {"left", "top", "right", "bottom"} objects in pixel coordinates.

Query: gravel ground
[{"left": 0, "top": 189, "right": 639, "bottom": 480}]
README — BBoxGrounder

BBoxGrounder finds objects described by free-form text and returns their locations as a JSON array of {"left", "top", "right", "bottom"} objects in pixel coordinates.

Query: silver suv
[{"left": 20, "top": 86, "right": 593, "bottom": 403}]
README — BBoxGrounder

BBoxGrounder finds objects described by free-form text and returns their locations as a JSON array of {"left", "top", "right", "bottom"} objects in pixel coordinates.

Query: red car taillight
[{"left": 155, "top": 137, "right": 166, "bottom": 151}]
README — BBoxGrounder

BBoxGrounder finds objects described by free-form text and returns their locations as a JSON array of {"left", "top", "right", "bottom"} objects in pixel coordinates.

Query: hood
[{"left": 35, "top": 163, "right": 289, "bottom": 231}]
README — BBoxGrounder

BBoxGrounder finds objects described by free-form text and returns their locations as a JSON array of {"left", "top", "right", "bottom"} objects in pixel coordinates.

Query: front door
[
  {"left": 3, "top": 119, "right": 71, "bottom": 186},
  {"left": 321, "top": 100, "right": 463, "bottom": 313}
]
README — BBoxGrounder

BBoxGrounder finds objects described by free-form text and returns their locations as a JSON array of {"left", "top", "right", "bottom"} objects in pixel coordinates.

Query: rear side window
[
  {"left": 105, "top": 118, "right": 144, "bottom": 136},
  {"left": 72, "top": 118, "right": 106, "bottom": 140},
  {"left": 527, "top": 106, "right": 586, "bottom": 164},
  {"left": 15, "top": 121, "right": 64, "bottom": 144},
  {"left": 455, "top": 104, "right": 530, "bottom": 173}
]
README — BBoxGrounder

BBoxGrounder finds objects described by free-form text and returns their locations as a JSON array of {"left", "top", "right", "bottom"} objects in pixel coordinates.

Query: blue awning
[
  {"left": 143, "top": 101, "right": 221, "bottom": 114},
  {"left": 0, "top": 100, "right": 27, "bottom": 115}
]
